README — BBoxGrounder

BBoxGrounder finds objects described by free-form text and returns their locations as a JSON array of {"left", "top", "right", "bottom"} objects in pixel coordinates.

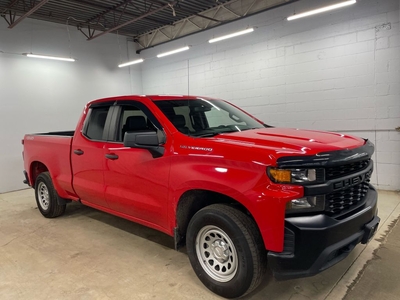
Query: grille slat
[
  {"left": 326, "top": 181, "right": 370, "bottom": 215},
  {"left": 326, "top": 159, "right": 370, "bottom": 180},
  {"left": 324, "top": 158, "right": 371, "bottom": 215}
]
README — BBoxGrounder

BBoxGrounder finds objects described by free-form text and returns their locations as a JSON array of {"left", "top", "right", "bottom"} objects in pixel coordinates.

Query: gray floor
[
  {"left": 344, "top": 215, "right": 400, "bottom": 300},
  {"left": 0, "top": 189, "right": 399, "bottom": 300}
]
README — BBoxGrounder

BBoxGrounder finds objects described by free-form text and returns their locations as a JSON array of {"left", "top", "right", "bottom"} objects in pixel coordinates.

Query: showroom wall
[
  {"left": 0, "top": 19, "right": 142, "bottom": 193},
  {"left": 0, "top": 0, "right": 398, "bottom": 193},
  {"left": 139, "top": 0, "right": 400, "bottom": 190}
]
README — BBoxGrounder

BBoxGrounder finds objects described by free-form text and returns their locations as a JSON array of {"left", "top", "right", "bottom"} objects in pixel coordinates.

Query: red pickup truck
[{"left": 23, "top": 95, "right": 379, "bottom": 298}]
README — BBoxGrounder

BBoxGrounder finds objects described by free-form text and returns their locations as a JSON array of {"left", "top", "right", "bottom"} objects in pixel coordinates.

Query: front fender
[{"left": 167, "top": 155, "right": 304, "bottom": 252}]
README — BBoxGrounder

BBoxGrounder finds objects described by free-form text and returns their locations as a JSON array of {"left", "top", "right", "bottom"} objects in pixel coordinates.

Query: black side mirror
[{"left": 123, "top": 130, "right": 165, "bottom": 158}]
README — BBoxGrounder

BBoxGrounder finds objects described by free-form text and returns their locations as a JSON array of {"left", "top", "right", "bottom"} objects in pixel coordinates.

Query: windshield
[{"left": 154, "top": 99, "right": 265, "bottom": 137}]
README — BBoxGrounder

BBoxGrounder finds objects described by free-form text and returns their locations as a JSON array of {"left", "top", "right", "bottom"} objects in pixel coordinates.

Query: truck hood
[{"left": 214, "top": 128, "right": 365, "bottom": 156}]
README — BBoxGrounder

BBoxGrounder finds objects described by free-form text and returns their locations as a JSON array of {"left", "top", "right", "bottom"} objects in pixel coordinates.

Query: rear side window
[{"left": 84, "top": 107, "right": 110, "bottom": 140}]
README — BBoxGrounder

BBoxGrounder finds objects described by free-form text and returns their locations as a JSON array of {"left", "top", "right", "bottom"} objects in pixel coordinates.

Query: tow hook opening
[{"left": 361, "top": 216, "right": 380, "bottom": 244}]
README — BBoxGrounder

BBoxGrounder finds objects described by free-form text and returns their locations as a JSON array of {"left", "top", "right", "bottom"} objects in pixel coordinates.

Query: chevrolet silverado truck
[{"left": 22, "top": 95, "right": 380, "bottom": 298}]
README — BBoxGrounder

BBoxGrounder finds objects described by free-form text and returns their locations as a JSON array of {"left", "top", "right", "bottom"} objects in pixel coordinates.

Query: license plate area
[{"left": 361, "top": 216, "right": 380, "bottom": 244}]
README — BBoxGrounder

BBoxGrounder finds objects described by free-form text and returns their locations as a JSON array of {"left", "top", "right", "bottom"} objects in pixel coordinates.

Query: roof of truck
[{"left": 88, "top": 95, "right": 222, "bottom": 105}]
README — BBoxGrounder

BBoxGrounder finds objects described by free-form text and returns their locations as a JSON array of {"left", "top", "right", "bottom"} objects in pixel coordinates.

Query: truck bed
[
  {"left": 23, "top": 131, "right": 75, "bottom": 199},
  {"left": 33, "top": 130, "right": 75, "bottom": 136}
]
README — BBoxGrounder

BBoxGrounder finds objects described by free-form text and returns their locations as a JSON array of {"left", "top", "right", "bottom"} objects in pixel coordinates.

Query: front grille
[
  {"left": 326, "top": 159, "right": 370, "bottom": 180},
  {"left": 325, "top": 181, "right": 370, "bottom": 215}
]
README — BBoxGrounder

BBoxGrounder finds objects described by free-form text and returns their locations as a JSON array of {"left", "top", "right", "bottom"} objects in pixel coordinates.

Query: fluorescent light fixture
[
  {"left": 209, "top": 28, "right": 254, "bottom": 43},
  {"left": 157, "top": 46, "right": 190, "bottom": 58},
  {"left": 287, "top": 0, "right": 356, "bottom": 21},
  {"left": 25, "top": 53, "right": 75, "bottom": 62},
  {"left": 118, "top": 58, "right": 144, "bottom": 68}
]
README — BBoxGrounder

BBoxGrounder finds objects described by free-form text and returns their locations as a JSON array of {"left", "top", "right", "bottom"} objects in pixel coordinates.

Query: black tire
[
  {"left": 34, "top": 172, "right": 66, "bottom": 218},
  {"left": 186, "top": 204, "right": 267, "bottom": 299}
]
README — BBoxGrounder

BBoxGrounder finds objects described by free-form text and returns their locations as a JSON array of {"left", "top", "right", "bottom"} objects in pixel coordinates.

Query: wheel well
[
  {"left": 30, "top": 162, "right": 48, "bottom": 187},
  {"left": 175, "top": 189, "right": 252, "bottom": 249}
]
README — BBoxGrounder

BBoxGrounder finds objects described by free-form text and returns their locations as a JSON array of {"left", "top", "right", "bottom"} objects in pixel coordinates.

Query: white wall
[
  {"left": 140, "top": 0, "right": 400, "bottom": 190},
  {"left": 0, "top": 19, "right": 143, "bottom": 193},
  {"left": 1, "top": 0, "right": 398, "bottom": 192}
]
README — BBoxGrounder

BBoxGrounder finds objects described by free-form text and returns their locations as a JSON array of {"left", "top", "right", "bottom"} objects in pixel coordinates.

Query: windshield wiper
[
  {"left": 194, "top": 129, "right": 242, "bottom": 138},
  {"left": 193, "top": 132, "right": 220, "bottom": 138}
]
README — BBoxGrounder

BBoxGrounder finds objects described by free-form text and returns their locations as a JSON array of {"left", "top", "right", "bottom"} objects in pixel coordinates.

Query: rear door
[
  {"left": 71, "top": 102, "right": 115, "bottom": 208},
  {"left": 102, "top": 101, "right": 170, "bottom": 229}
]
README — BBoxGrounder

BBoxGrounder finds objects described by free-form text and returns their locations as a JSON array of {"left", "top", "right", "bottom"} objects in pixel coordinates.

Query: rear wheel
[
  {"left": 186, "top": 204, "right": 267, "bottom": 298},
  {"left": 35, "top": 172, "right": 66, "bottom": 218}
]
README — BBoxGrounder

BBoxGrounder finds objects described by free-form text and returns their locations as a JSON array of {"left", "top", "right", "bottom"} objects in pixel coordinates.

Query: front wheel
[
  {"left": 186, "top": 204, "right": 267, "bottom": 298},
  {"left": 35, "top": 172, "right": 66, "bottom": 218}
]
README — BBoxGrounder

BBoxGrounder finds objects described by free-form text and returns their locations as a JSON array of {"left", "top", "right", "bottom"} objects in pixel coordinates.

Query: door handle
[
  {"left": 74, "top": 149, "right": 84, "bottom": 155},
  {"left": 105, "top": 153, "right": 119, "bottom": 160}
]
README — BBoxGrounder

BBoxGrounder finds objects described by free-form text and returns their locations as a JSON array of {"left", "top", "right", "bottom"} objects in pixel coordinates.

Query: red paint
[{"left": 23, "top": 95, "right": 366, "bottom": 252}]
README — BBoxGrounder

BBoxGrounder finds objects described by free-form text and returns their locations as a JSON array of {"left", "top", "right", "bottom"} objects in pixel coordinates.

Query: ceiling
[{"left": 0, "top": 0, "right": 295, "bottom": 52}]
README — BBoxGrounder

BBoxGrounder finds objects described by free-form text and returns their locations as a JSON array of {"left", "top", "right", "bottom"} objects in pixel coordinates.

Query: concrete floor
[
  {"left": 0, "top": 189, "right": 399, "bottom": 300},
  {"left": 344, "top": 215, "right": 400, "bottom": 300}
]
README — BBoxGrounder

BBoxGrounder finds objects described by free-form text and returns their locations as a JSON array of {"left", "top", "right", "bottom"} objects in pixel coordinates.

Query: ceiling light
[
  {"left": 287, "top": 0, "right": 356, "bottom": 21},
  {"left": 209, "top": 28, "right": 254, "bottom": 43},
  {"left": 25, "top": 53, "right": 75, "bottom": 62},
  {"left": 157, "top": 46, "right": 190, "bottom": 58},
  {"left": 118, "top": 58, "right": 144, "bottom": 68}
]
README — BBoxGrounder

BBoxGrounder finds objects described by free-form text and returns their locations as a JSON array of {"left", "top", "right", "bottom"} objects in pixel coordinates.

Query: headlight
[
  {"left": 268, "top": 167, "right": 317, "bottom": 184},
  {"left": 286, "top": 196, "right": 325, "bottom": 215}
]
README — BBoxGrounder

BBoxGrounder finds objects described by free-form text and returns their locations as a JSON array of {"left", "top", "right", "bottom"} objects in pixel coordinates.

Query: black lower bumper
[{"left": 268, "top": 185, "right": 379, "bottom": 280}]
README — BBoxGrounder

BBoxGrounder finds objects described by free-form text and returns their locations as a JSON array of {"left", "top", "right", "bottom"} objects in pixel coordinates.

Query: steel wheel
[
  {"left": 196, "top": 225, "right": 238, "bottom": 282},
  {"left": 34, "top": 172, "right": 66, "bottom": 218},
  {"left": 187, "top": 204, "right": 267, "bottom": 298},
  {"left": 37, "top": 181, "right": 50, "bottom": 210}
]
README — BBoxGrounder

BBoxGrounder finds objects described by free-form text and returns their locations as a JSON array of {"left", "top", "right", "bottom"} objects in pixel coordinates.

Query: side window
[
  {"left": 84, "top": 106, "right": 110, "bottom": 140},
  {"left": 116, "top": 105, "right": 157, "bottom": 142}
]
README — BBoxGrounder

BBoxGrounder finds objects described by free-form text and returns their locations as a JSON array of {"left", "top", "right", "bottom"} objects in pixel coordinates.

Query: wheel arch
[
  {"left": 29, "top": 161, "right": 49, "bottom": 187},
  {"left": 174, "top": 189, "right": 257, "bottom": 249},
  {"left": 30, "top": 162, "right": 71, "bottom": 205}
]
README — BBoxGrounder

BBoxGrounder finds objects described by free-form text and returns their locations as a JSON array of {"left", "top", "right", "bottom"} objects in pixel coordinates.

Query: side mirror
[{"left": 123, "top": 130, "right": 165, "bottom": 158}]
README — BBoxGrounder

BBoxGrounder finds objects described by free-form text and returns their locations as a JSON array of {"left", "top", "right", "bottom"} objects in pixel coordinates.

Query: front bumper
[{"left": 268, "top": 185, "right": 379, "bottom": 280}]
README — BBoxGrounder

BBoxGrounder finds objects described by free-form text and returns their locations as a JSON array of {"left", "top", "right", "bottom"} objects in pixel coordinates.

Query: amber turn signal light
[{"left": 268, "top": 168, "right": 291, "bottom": 183}]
